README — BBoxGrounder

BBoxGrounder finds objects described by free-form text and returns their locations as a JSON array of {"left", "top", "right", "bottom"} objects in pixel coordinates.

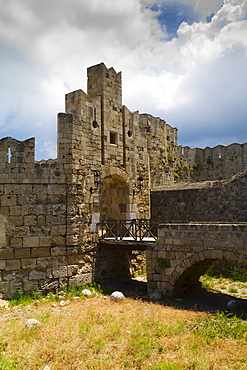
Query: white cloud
[
  {"left": 212, "top": 0, "right": 247, "bottom": 24},
  {"left": 0, "top": 0, "right": 247, "bottom": 159},
  {"left": 142, "top": 0, "right": 223, "bottom": 19}
]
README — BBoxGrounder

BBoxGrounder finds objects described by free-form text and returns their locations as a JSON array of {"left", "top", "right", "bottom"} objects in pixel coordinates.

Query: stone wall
[
  {"left": 139, "top": 114, "right": 178, "bottom": 190},
  {"left": 146, "top": 223, "right": 247, "bottom": 296},
  {"left": 151, "top": 170, "right": 247, "bottom": 223},
  {"left": 177, "top": 143, "right": 247, "bottom": 182},
  {"left": 0, "top": 179, "right": 96, "bottom": 298}
]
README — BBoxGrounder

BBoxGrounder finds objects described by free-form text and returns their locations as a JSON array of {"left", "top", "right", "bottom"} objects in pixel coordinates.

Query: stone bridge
[{"left": 146, "top": 223, "right": 247, "bottom": 297}]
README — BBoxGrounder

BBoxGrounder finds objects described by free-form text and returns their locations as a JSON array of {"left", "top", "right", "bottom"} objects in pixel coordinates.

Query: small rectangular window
[
  {"left": 144, "top": 127, "right": 151, "bottom": 133},
  {"left": 110, "top": 132, "right": 117, "bottom": 145}
]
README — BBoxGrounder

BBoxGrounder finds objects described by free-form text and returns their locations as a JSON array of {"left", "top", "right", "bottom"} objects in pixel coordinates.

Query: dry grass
[
  {"left": 1, "top": 292, "right": 247, "bottom": 369},
  {"left": 200, "top": 275, "right": 247, "bottom": 299}
]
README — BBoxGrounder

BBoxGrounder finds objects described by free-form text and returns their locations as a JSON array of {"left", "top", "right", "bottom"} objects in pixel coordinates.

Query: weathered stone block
[
  {"left": 23, "top": 280, "right": 39, "bottom": 291},
  {"left": 28, "top": 204, "right": 45, "bottom": 215},
  {"left": 67, "top": 265, "right": 79, "bottom": 276},
  {"left": 0, "top": 249, "right": 14, "bottom": 259},
  {"left": 21, "top": 258, "right": 37, "bottom": 269},
  {"left": 67, "top": 255, "right": 86, "bottom": 265},
  {"left": 67, "top": 246, "right": 79, "bottom": 255},
  {"left": 10, "top": 237, "right": 23, "bottom": 247},
  {"left": 23, "top": 237, "right": 39, "bottom": 248},
  {"left": 29, "top": 270, "right": 46, "bottom": 280},
  {"left": 0, "top": 207, "right": 9, "bottom": 216},
  {"left": 24, "top": 215, "right": 37, "bottom": 226},
  {"left": 10, "top": 206, "right": 23, "bottom": 216},
  {"left": 203, "top": 239, "right": 212, "bottom": 247},
  {"left": 46, "top": 215, "right": 66, "bottom": 225},
  {"left": 52, "top": 266, "right": 68, "bottom": 278},
  {"left": 51, "top": 236, "right": 65, "bottom": 246},
  {"left": 69, "top": 273, "right": 93, "bottom": 286},
  {"left": 1, "top": 195, "right": 17, "bottom": 206},
  {"left": 79, "top": 265, "right": 92, "bottom": 274},
  {"left": 164, "top": 238, "right": 173, "bottom": 245},
  {"left": 14, "top": 249, "right": 31, "bottom": 259},
  {"left": 6, "top": 260, "right": 21, "bottom": 270},
  {"left": 31, "top": 248, "right": 51, "bottom": 258},
  {"left": 51, "top": 246, "right": 66, "bottom": 256},
  {"left": 8, "top": 216, "right": 24, "bottom": 227},
  {"left": 66, "top": 235, "right": 79, "bottom": 245},
  {"left": 0, "top": 281, "right": 11, "bottom": 298},
  {"left": 37, "top": 215, "right": 46, "bottom": 226},
  {"left": 38, "top": 236, "right": 52, "bottom": 247},
  {"left": 36, "top": 256, "right": 66, "bottom": 269}
]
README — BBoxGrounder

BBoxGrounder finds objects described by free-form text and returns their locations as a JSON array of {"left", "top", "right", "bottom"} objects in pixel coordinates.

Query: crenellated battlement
[
  {"left": 178, "top": 142, "right": 247, "bottom": 182},
  {"left": 0, "top": 136, "right": 35, "bottom": 164},
  {"left": 0, "top": 137, "right": 66, "bottom": 184}
]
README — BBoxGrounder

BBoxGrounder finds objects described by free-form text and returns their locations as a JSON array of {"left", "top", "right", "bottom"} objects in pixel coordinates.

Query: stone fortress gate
[{"left": 0, "top": 62, "right": 247, "bottom": 298}]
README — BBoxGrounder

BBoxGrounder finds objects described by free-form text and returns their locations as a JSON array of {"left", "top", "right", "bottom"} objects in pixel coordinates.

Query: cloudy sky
[{"left": 0, "top": 0, "right": 247, "bottom": 160}]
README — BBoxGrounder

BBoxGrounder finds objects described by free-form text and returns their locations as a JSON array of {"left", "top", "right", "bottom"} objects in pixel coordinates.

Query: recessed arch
[
  {"left": 101, "top": 166, "right": 129, "bottom": 185},
  {"left": 100, "top": 167, "right": 131, "bottom": 221},
  {"left": 170, "top": 249, "right": 247, "bottom": 296}
]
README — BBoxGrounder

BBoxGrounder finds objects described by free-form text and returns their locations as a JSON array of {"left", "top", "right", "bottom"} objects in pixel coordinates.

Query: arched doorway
[
  {"left": 99, "top": 166, "right": 135, "bottom": 222},
  {"left": 100, "top": 173, "right": 129, "bottom": 221}
]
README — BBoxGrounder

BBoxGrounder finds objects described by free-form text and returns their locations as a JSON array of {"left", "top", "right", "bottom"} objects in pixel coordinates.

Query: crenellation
[{"left": 178, "top": 142, "right": 247, "bottom": 182}]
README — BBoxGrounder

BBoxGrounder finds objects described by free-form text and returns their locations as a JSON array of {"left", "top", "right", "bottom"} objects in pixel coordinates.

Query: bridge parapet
[
  {"left": 146, "top": 223, "right": 247, "bottom": 296},
  {"left": 99, "top": 219, "right": 158, "bottom": 242}
]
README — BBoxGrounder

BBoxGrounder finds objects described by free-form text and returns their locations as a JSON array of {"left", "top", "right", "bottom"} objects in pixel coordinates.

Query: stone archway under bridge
[{"left": 146, "top": 223, "right": 247, "bottom": 297}]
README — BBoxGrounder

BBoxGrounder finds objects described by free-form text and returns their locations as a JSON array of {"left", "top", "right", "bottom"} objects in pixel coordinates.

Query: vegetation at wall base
[{"left": 8, "top": 282, "right": 100, "bottom": 308}]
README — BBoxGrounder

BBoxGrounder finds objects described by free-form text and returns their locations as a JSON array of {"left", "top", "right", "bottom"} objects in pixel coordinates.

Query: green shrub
[{"left": 206, "top": 261, "right": 247, "bottom": 282}]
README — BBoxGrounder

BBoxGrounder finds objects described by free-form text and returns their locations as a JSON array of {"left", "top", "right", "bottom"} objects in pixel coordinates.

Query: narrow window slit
[{"left": 7, "top": 147, "right": 12, "bottom": 163}]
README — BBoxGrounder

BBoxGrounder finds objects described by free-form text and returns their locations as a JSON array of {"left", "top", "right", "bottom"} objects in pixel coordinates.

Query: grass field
[{"left": 0, "top": 279, "right": 247, "bottom": 370}]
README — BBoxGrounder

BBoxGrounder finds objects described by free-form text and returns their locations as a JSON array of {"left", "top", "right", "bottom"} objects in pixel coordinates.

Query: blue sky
[
  {"left": 0, "top": 0, "right": 247, "bottom": 160},
  {"left": 148, "top": 1, "right": 201, "bottom": 39}
]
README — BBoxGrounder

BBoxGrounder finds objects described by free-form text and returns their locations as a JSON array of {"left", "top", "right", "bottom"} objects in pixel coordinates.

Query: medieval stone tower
[{"left": 58, "top": 62, "right": 178, "bottom": 225}]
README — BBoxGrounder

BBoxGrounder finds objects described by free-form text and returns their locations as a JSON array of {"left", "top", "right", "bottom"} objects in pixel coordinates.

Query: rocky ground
[
  {"left": 1, "top": 276, "right": 247, "bottom": 314},
  {"left": 100, "top": 276, "right": 247, "bottom": 314}
]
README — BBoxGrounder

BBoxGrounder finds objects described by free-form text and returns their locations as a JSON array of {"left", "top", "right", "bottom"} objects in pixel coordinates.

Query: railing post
[{"left": 117, "top": 220, "right": 119, "bottom": 240}]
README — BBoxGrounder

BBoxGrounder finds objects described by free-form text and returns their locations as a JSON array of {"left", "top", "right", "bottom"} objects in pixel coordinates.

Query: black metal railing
[{"left": 99, "top": 219, "right": 158, "bottom": 241}]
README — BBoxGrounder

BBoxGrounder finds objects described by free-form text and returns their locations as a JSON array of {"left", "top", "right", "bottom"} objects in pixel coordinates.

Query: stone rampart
[
  {"left": 151, "top": 170, "right": 247, "bottom": 222},
  {"left": 178, "top": 143, "right": 247, "bottom": 182}
]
